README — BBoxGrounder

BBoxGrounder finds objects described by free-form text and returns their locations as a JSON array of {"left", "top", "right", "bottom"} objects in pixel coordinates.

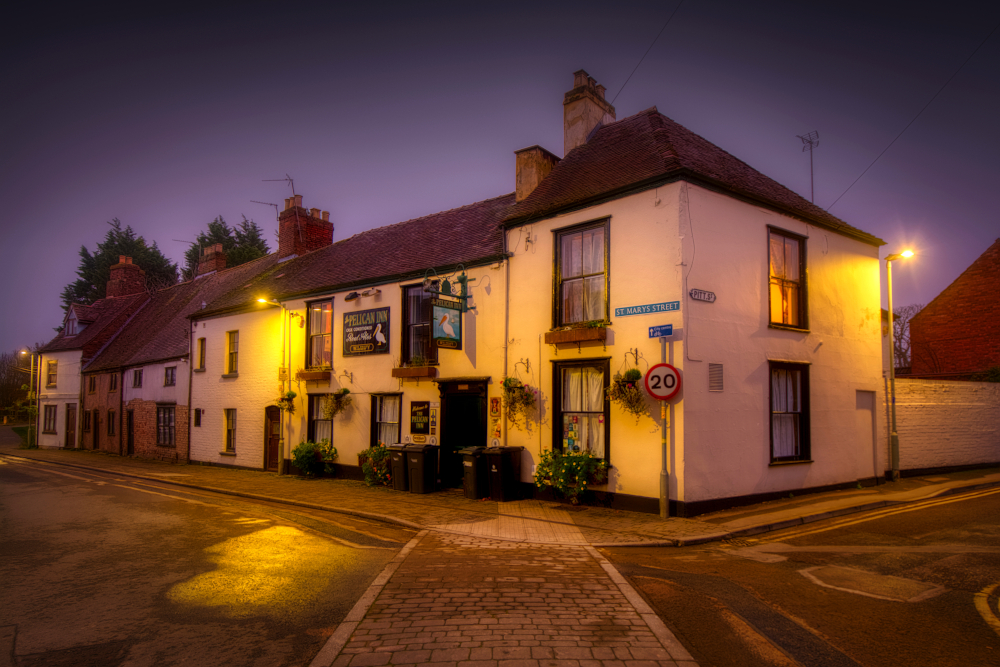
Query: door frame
[
  {"left": 126, "top": 409, "right": 134, "bottom": 456},
  {"left": 436, "top": 378, "right": 489, "bottom": 487},
  {"left": 264, "top": 406, "right": 281, "bottom": 472},
  {"left": 65, "top": 404, "right": 76, "bottom": 449}
]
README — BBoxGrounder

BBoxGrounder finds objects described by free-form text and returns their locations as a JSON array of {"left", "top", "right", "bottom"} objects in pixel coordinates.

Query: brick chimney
[
  {"left": 106, "top": 256, "right": 146, "bottom": 298},
  {"left": 563, "top": 70, "right": 616, "bottom": 155},
  {"left": 514, "top": 146, "right": 561, "bottom": 202},
  {"left": 197, "top": 243, "right": 227, "bottom": 276},
  {"left": 278, "top": 195, "right": 333, "bottom": 260}
]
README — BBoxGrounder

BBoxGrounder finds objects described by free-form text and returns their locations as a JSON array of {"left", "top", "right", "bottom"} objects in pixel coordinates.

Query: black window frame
[
  {"left": 108, "top": 373, "right": 118, "bottom": 392},
  {"left": 133, "top": 369, "right": 143, "bottom": 388},
  {"left": 768, "top": 361, "right": 811, "bottom": 464},
  {"left": 156, "top": 405, "right": 176, "bottom": 446},
  {"left": 82, "top": 410, "right": 91, "bottom": 432},
  {"left": 196, "top": 337, "right": 206, "bottom": 371},
  {"left": 193, "top": 408, "right": 202, "bottom": 427},
  {"left": 224, "top": 408, "right": 237, "bottom": 452},
  {"left": 43, "top": 405, "right": 57, "bottom": 433},
  {"left": 306, "top": 299, "right": 333, "bottom": 368},
  {"left": 87, "top": 376, "right": 96, "bottom": 393},
  {"left": 402, "top": 283, "right": 437, "bottom": 365},
  {"left": 551, "top": 358, "right": 611, "bottom": 462},
  {"left": 307, "top": 394, "right": 332, "bottom": 444},
  {"left": 107, "top": 410, "right": 116, "bottom": 436},
  {"left": 767, "top": 227, "right": 808, "bottom": 331},
  {"left": 226, "top": 331, "right": 239, "bottom": 375},
  {"left": 370, "top": 393, "right": 402, "bottom": 447},
  {"left": 554, "top": 219, "right": 610, "bottom": 327},
  {"left": 164, "top": 366, "right": 176, "bottom": 387}
]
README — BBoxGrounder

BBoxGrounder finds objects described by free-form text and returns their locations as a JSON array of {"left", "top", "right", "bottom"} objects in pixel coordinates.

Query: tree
[
  {"left": 60, "top": 219, "right": 179, "bottom": 316},
  {"left": 181, "top": 215, "right": 270, "bottom": 280},
  {"left": 892, "top": 304, "right": 923, "bottom": 370}
]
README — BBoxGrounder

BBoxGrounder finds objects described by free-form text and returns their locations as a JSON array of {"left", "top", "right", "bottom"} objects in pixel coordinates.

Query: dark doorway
[
  {"left": 126, "top": 410, "right": 134, "bottom": 456},
  {"left": 92, "top": 409, "right": 100, "bottom": 450},
  {"left": 65, "top": 404, "right": 76, "bottom": 448},
  {"left": 265, "top": 406, "right": 281, "bottom": 472},
  {"left": 438, "top": 380, "right": 488, "bottom": 488}
]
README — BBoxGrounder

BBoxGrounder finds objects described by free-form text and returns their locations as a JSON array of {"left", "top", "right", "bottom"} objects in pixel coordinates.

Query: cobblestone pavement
[{"left": 311, "top": 531, "right": 697, "bottom": 667}]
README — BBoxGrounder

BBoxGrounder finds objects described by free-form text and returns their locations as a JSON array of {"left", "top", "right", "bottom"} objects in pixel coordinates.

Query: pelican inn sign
[
  {"left": 343, "top": 307, "right": 390, "bottom": 356},
  {"left": 432, "top": 298, "right": 462, "bottom": 350}
]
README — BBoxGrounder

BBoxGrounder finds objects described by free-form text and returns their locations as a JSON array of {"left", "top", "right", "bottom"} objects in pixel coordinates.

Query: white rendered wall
[
  {"left": 36, "top": 350, "right": 83, "bottom": 449},
  {"left": 680, "top": 183, "right": 884, "bottom": 503},
  {"left": 505, "top": 185, "right": 686, "bottom": 499},
  {"left": 123, "top": 360, "right": 189, "bottom": 405}
]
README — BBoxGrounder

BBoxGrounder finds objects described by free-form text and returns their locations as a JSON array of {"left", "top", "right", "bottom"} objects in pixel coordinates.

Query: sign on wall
[
  {"left": 410, "top": 401, "right": 430, "bottom": 435},
  {"left": 343, "top": 307, "right": 390, "bottom": 356},
  {"left": 614, "top": 301, "right": 680, "bottom": 317},
  {"left": 432, "top": 298, "right": 462, "bottom": 349}
]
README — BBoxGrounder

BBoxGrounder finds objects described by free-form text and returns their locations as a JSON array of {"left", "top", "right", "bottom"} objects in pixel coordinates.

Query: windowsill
[
  {"left": 219, "top": 451, "right": 237, "bottom": 457},
  {"left": 769, "top": 459, "right": 813, "bottom": 467},
  {"left": 544, "top": 326, "right": 607, "bottom": 345},
  {"left": 156, "top": 443, "right": 176, "bottom": 448},
  {"left": 768, "top": 323, "right": 810, "bottom": 333},
  {"left": 193, "top": 368, "right": 205, "bottom": 373},
  {"left": 42, "top": 430, "right": 56, "bottom": 435},
  {"left": 221, "top": 373, "right": 239, "bottom": 379},
  {"left": 164, "top": 384, "right": 176, "bottom": 388}
]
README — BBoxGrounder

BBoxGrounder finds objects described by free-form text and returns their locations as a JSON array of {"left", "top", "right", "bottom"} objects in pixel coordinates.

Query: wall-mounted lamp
[
  {"left": 257, "top": 297, "right": 280, "bottom": 307},
  {"left": 344, "top": 292, "right": 360, "bottom": 302}
]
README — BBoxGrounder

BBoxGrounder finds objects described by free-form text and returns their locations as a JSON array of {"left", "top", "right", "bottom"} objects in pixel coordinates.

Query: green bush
[
  {"left": 359, "top": 441, "right": 391, "bottom": 487},
  {"left": 534, "top": 449, "right": 608, "bottom": 504},
  {"left": 291, "top": 440, "right": 325, "bottom": 477}
]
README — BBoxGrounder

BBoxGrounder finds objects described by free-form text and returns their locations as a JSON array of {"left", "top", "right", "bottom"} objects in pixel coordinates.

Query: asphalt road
[
  {"left": 601, "top": 486, "right": 1000, "bottom": 667},
  {"left": 0, "top": 456, "right": 415, "bottom": 667}
]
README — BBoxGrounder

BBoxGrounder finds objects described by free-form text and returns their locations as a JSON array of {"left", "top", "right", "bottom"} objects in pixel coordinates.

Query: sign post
[{"left": 646, "top": 357, "right": 681, "bottom": 520}]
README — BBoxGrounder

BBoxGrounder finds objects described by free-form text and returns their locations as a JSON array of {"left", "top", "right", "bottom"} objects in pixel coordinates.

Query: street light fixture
[
  {"left": 886, "top": 249, "right": 914, "bottom": 481},
  {"left": 19, "top": 349, "right": 37, "bottom": 447}
]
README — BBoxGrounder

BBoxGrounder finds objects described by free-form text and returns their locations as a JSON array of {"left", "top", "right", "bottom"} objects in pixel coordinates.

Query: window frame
[
  {"left": 156, "top": 405, "right": 176, "bottom": 446},
  {"left": 551, "top": 358, "right": 611, "bottom": 462},
  {"left": 107, "top": 410, "right": 116, "bottom": 436},
  {"left": 83, "top": 410, "right": 91, "bottom": 432},
  {"left": 767, "top": 226, "right": 808, "bottom": 331},
  {"left": 306, "top": 299, "right": 333, "bottom": 368},
  {"left": 87, "top": 376, "right": 97, "bottom": 393},
  {"left": 553, "top": 219, "right": 611, "bottom": 328},
  {"left": 133, "top": 369, "right": 143, "bottom": 388},
  {"left": 108, "top": 373, "right": 118, "bottom": 392},
  {"left": 224, "top": 408, "right": 237, "bottom": 452},
  {"left": 46, "top": 360, "right": 57, "bottom": 387},
  {"left": 196, "top": 337, "right": 206, "bottom": 371},
  {"left": 164, "top": 366, "right": 176, "bottom": 387},
  {"left": 768, "top": 361, "right": 811, "bottom": 464},
  {"left": 401, "top": 283, "right": 438, "bottom": 365},
  {"left": 193, "top": 408, "right": 202, "bottom": 427},
  {"left": 370, "top": 393, "right": 402, "bottom": 447},
  {"left": 225, "top": 331, "right": 239, "bottom": 375},
  {"left": 43, "top": 405, "right": 57, "bottom": 433},
  {"left": 307, "top": 395, "right": 332, "bottom": 445}
]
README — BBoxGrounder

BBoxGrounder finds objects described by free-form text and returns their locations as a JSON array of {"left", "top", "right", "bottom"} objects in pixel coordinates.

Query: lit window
[
  {"left": 556, "top": 222, "right": 608, "bottom": 326},
  {"left": 371, "top": 394, "right": 401, "bottom": 446},
  {"left": 308, "top": 301, "right": 332, "bottom": 367},
  {"left": 46, "top": 361, "right": 57, "bottom": 387},
  {"left": 770, "top": 362, "right": 810, "bottom": 462},
  {"left": 768, "top": 228, "right": 806, "bottom": 328},
  {"left": 309, "top": 395, "right": 332, "bottom": 444},
  {"left": 553, "top": 360, "right": 609, "bottom": 460}
]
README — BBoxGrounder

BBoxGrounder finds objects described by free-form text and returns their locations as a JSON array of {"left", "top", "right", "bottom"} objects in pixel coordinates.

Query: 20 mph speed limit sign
[{"left": 645, "top": 363, "right": 681, "bottom": 401}]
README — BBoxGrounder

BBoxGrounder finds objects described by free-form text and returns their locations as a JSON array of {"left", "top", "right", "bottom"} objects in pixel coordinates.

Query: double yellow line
[{"left": 759, "top": 485, "right": 1000, "bottom": 543}]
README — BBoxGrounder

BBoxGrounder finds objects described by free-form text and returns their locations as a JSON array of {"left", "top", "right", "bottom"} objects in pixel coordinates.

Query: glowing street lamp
[
  {"left": 885, "top": 249, "right": 913, "bottom": 481},
  {"left": 19, "top": 349, "right": 37, "bottom": 447}
]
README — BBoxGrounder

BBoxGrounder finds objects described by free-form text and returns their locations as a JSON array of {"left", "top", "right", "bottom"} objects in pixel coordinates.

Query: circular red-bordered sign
[{"left": 645, "top": 363, "right": 681, "bottom": 401}]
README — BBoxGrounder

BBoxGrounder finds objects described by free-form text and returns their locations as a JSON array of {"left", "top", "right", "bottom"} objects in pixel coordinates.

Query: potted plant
[
  {"left": 501, "top": 376, "right": 535, "bottom": 429},
  {"left": 317, "top": 438, "right": 338, "bottom": 475},
  {"left": 533, "top": 449, "right": 608, "bottom": 504},
  {"left": 291, "top": 440, "right": 326, "bottom": 477},
  {"left": 544, "top": 320, "right": 608, "bottom": 345},
  {"left": 274, "top": 389, "right": 298, "bottom": 414},
  {"left": 322, "top": 388, "right": 353, "bottom": 419},
  {"left": 358, "top": 440, "right": 392, "bottom": 487},
  {"left": 296, "top": 365, "right": 332, "bottom": 382},
  {"left": 392, "top": 355, "right": 437, "bottom": 378},
  {"left": 606, "top": 368, "right": 645, "bottom": 421}
]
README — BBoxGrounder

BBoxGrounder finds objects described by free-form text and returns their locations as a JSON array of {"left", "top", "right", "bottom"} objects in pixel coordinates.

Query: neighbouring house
[
  {"left": 188, "top": 193, "right": 510, "bottom": 478},
  {"left": 36, "top": 256, "right": 149, "bottom": 449},
  {"left": 81, "top": 245, "right": 276, "bottom": 460},
  {"left": 909, "top": 238, "right": 1000, "bottom": 379}
]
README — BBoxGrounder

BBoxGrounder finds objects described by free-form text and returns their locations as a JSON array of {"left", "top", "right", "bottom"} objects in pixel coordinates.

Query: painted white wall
[
  {"left": 123, "top": 360, "right": 189, "bottom": 405},
  {"left": 680, "top": 183, "right": 884, "bottom": 503},
  {"left": 36, "top": 350, "right": 83, "bottom": 449}
]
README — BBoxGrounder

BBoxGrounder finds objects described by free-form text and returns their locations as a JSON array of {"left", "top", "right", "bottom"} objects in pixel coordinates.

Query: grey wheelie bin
[
  {"left": 388, "top": 444, "right": 409, "bottom": 492},
  {"left": 405, "top": 444, "right": 438, "bottom": 494},
  {"left": 459, "top": 447, "right": 488, "bottom": 499},
  {"left": 485, "top": 446, "right": 523, "bottom": 502}
]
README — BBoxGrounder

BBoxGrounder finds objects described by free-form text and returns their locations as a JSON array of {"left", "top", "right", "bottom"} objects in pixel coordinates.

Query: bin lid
[
  {"left": 485, "top": 446, "right": 524, "bottom": 454},
  {"left": 404, "top": 443, "right": 438, "bottom": 451},
  {"left": 458, "top": 446, "right": 486, "bottom": 455},
  {"left": 387, "top": 444, "right": 407, "bottom": 450}
]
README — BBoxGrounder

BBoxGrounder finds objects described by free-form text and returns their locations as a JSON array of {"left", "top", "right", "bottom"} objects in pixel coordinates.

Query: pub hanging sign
[
  {"left": 432, "top": 298, "right": 462, "bottom": 350},
  {"left": 343, "top": 307, "right": 390, "bottom": 356}
]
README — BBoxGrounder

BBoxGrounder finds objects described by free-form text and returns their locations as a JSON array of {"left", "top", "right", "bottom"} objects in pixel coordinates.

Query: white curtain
[
  {"left": 771, "top": 369, "right": 800, "bottom": 458},
  {"left": 377, "top": 395, "right": 401, "bottom": 445},
  {"left": 561, "top": 229, "right": 605, "bottom": 323},
  {"left": 561, "top": 366, "right": 605, "bottom": 457}
]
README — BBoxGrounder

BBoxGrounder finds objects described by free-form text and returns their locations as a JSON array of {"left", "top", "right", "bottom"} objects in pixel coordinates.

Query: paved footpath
[{"left": 310, "top": 531, "right": 696, "bottom": 667}]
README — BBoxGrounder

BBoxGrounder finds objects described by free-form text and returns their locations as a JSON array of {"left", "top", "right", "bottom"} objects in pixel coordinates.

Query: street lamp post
[
  {"left": 885, "top": 249, "right": 913, "bottom": 482},
  {"left": 20, "top": 350, "right": 37, "bottom": 447}
]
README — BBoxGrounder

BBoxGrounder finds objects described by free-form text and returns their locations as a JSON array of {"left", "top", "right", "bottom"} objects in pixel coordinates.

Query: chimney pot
[
  {"left": 293, "top": 194, "right": 303, "bottom": 208},
  {"left": 284, "top": 197, "right": 291, "bottom": 209},
  {"left": 310, "top": 208, "right": 320, "bottom": 217},
  {"left": 322, "top": 211, "right": 329, "bottom": 222}
]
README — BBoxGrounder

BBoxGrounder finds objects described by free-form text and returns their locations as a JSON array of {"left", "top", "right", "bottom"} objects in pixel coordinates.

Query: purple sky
[{"left": 2, "top": 1, "right": 998, "bottom": 354}]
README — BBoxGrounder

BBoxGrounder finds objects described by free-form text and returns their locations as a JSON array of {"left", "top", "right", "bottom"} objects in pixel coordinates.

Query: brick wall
[
  {"left": 81, "top": 372, "right": 123, "bottom": 454},
  {"left": 106, "top": 256, "right": 147, "bottom": 298},
  {"left": 126, "top": 398, "right": 189, "bottom": 463},
  {"left": 277, "top": 197, "right": 332, "bottom": 259},
  {"left": 887, "top": 378, "right": 1000, "bottom": 471},
  {"left": 910, "top": 239, "right": 1000, "bottom": 375}
]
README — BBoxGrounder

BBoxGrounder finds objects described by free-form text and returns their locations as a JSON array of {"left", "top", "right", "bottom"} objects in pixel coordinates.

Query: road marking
[
  {"left": 975, "top": 583, "right": 1000, "bottom": 637},
  {"left": 760, "top": 486, "right": 1000, "bottom": 542}
]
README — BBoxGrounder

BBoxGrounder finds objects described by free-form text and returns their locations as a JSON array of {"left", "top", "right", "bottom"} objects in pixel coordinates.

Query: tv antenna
[
  {"left": 251, "top": 201, "right": 280, "bottom": 221},
  {"left": 796, "top": 131, "right": 819, "bottom": 203},
  {"left": 263, "top": 174, "right": 296, "bottom": 195}
]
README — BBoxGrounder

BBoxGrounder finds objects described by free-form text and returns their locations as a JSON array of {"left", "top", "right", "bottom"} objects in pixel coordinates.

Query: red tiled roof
[
  {"left": 40, "top": 294, "right": 148, "bottom": 355},
  {"left": 199, "top": 193, "right": 513, "bottom": 315},
  {"left": 504, "top": 108, "right": 883, "bottom": 246},
  {"left": 85, "top": 253, "right": 278, "bottom": 371}
]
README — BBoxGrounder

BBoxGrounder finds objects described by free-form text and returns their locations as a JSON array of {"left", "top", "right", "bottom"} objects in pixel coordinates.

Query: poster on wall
[
  {"left": 432, "top": 298, "right": 462, "bottom": 350},
  {"left": 343, "top": 307, "right": 390, "bottom": 356},
  {"left": 410, "top": 401, "right": 430, "bottom": 435}
]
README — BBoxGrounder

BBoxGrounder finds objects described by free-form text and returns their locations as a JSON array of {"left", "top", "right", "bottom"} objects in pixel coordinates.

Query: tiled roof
[
  {"left": 40, "top": 293, "right": 148, "bottom": 354},
  {"left": 85, "top": 253, "right": 278, "bottom": 372},
  {"left": 199, "top": 193, "right": 513, "bottom": 315},
  {"left": 72, "top": 304, "right": 100, "bottom": 323},
  {"left": 504, "top": 108, "right": 884, "bottom": 246}
]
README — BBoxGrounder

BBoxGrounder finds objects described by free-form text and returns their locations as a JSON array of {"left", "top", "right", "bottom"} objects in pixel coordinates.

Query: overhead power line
[{"left": 612, "top": 0, "right": 685, "bottom": 105}]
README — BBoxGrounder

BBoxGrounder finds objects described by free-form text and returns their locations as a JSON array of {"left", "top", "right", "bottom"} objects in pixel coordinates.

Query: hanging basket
[{"left": 606, "top": 369, "right": 645, "bottom": 420}]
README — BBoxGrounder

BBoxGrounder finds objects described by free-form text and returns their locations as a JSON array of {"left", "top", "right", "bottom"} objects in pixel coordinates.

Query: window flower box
[
  {"left": 391, "top": 366, "right": 437, "bottom": 379},
  {"left": 296, "top": 370, "right": 331, "bottom": 382},
  {"left": 544, "top": 326, "right": 607, "bottom": 345}
]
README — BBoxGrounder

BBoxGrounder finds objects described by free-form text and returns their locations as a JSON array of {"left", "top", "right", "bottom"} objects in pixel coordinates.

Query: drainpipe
[{"left": 502, "top": 229, "right": 511, "bottom": 448}]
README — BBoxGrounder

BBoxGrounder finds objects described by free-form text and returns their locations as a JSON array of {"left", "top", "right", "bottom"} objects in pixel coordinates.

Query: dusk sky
[{"left": 2, "top": 1, "right": 998, "bottom": 354}]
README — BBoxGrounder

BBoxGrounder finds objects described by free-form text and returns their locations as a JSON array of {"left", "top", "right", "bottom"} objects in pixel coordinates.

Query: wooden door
[
  {"left": 92, "top": 409, "right": 100, "bottom": 450},
  {"left": 65, "top": 404, "right": 76, "bottom": 448},
  {"left": 265, "top": 406, "right": 281, "bottom": 471},
  {"left": 126, "top": 410, "right": 134, "bottom": 456}
]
